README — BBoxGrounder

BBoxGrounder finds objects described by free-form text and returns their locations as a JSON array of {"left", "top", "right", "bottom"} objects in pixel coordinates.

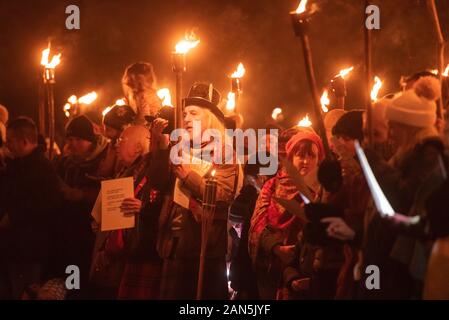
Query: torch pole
[
  {"left": 43, "top": 67, "right": 56, "bottom": 159},
  {"left": 292, "top": 15, "right": 331, "bottom": 159},
  {"left": 173, "top": 53, "right": 186, "bottom": 130},
  {"left": 231, "top": 77, "right": 242, "bottom": 114},
  {"left": 364, "top": 0, "right": 374, "bottom": 147},
  {"left": 38, "top": 79, "right": 46, "bottom": 136},
  {"left": 427, "top": 0, "right": 445, "bottom": 120}
]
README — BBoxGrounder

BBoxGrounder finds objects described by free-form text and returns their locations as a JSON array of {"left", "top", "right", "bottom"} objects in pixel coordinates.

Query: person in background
[
  {"left": 98, "top": 104, "right": 136, "bottom": 178},
  {"left": 229, "top": 152, "right": 275, "bottom": 299},
  {"left": 122, "top": 62, "right": 161, "bottom": 125},
  {"left": 0, "top": 117, "right": 63, "bottom": 299},
  {"left": 55, "top": 115, "right": 109, "bottom": 299}
]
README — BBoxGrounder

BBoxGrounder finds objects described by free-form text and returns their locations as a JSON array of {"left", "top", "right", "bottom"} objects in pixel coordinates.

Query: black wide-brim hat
[{"left": 183, "top": 83, "right": 225, "bottom": 124}]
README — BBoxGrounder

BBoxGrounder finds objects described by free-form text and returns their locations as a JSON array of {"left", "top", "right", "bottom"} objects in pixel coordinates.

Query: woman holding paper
[
  {"left": 248, "top": 129, "right": 324, "bottom": 299},
  {"left": 155, "top": 83, "right": 240, "bottom": 300}
]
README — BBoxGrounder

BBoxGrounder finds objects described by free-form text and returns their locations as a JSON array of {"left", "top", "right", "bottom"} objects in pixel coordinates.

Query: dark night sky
[{"left": 0, "top": 0, "right": 448, "bottom": 132}]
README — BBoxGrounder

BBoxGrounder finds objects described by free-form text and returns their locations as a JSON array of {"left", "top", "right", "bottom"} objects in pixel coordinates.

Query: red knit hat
[{"left": 285, "top": 130, "right": 325, "bottom": 162}]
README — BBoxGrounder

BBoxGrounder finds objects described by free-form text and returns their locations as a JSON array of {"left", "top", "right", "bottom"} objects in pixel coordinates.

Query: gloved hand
[{"left": 317, "top": 159, "right": 343, "bottom": 193}]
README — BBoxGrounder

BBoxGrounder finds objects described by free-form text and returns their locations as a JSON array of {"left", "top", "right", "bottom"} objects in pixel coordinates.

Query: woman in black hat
[{"left": 155, "top": 83, "right": 240, "bottom": 299}]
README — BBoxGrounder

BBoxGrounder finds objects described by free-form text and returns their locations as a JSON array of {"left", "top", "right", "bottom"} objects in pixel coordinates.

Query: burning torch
[
  {"left": 40, "top": 45, "right": 61, "bottom": 159},
  {"left": 330, "top": 66, "right": 354, "bottom": 110},
  {"left": 229, "top": 63, "right": 246, "bottom": 113},
  {"left": 172, "top": 32, "right": 200, "bottom": 130},
  {"left": 290, "top": 0, "right": 331, "bottom": 158}
]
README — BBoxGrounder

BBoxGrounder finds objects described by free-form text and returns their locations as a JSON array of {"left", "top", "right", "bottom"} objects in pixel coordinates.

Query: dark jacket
[{"left": 0, "top": 146, "right": 63, "bottom": 263}]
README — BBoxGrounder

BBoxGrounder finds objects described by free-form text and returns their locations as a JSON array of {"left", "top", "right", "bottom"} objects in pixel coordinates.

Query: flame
[
  {"left": 320, "top": 90, "right": 330, "bottom": 113},
  {"left": 175, "top": 32, "right": 200, "bottom": 54},
  {"left": 102, "top": 106, "right": 114, "bottom": 117},
  {"left": 78, "top": 92, "right": 98, "bottom": 105},
  {"left": 295, "top": 0, "right": 308, "bottom": 14},
  {"left": 231, "top": 63, "right": 246, "bottom": 78},
  {"left": 68, "top": 95, "right": 78, "bottom": 104},
  {"left": 157, "top": 88, "right": 173, "bottom": 107},
  {"left": 211, "top": 169, "right": 216, "bottom": 177},
  {"left": 40, "top": 48, "right": 61, "bottom": 69},
  {"left": 298, "top": 114, "right": 312, "bottom": 127},
  {"left": 115, "top": 98, "right": 126, "bottom": 106},
  {"left": 63, "top": 103, "right": 71, "bottom": 118},
  {"left": 271, "top": 107, "right": 282, "bottom": 120},
  {"left": 370, "top": 76, "right": 383, "bottom": 102},
  {"left": 443, "top": 64, "right": 449, "bottom": 77},
  {"left": 337, "top": 66, "right": 354, "bottom": 79},
  {"left": 226, "top": 92, "right": 236, "bottom": 111},
  {"left": 430, "top": 69, "right": 439, "bottom": 75}
]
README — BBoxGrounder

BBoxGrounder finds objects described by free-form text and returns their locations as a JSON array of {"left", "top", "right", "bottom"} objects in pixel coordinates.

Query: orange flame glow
[
  {"left": 68, "top": 95, "right": 77, "bottom": 104},
  {"left": 271, "top": 107, "right": 282, "bottom": 120},
  {"left": 231, "top": 63, "right": 246, "bottom": 78},
  {"left": 157, "top": 88, "right": 173, "bottom": 107},
  {"left": 78, "top": 92, "right": 98, "bottom": 105},
  {"left": 337, "top": 66, "right": 354, "bottom": 79},
  {"left": 102, "top": 106, "right": 114, "bottom": 117},
  {"left": 370, "top": 76, "right": 383, "bottom": 102},
  {"left": 295, "top": 0, "right": 308, "bottom": 14},
  {"left": 175, "top": 32, "right": 200, "bottom": 54},
  {"left": 226, "top": 92, "right": 236, "bottom": 111},
  {"left": 40, "top": 48, "right": 61, "bottom": 69},
  {"left": 115, "top": 98, "right": 126, "bottom": 106},
  {"left": 298, "top": 114, "right": 312, "bottom": 127},
  {"left": 443, "top": 64, "right": 449, "bottom": 77},
  {"left": 320, "top": 90, "right": 330, "bottom": 113}
]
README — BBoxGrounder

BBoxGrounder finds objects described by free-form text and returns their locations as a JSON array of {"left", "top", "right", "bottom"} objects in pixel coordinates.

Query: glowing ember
[
  {"left": 370, "top": 76, "right": 383, "bottom": 102},
  {"left": 68, "top": 95, "right": 77, "bottom": 104},
  {"left": 226, "top": 92, "right": 236, "bottom": 111},
  {"left": 115, "top": 98, "right": 126, "bottom": 106},
  {"left": 63, "top": 103, "right": 71, "bottom": 118},
  {"left": 78, "top": 92, "right": 98, "bottom": 105},
  {"left": 175, "top": 32, "right": 200, "bottom": 54},
  {"left": 271, "top": 107, "right": 283, "bottom": 120},
  {"left": 231, "top": 63, "right": 246, "bottom": 78},
  {"left": 157, "top": 88, "right": 173, "bottom": 107},
  {"left": 40, "top": 48, "right": 61, "bottom": 69},
  {"left": 337, "top": 66, "right": 354, "bottom": 79},
  {"left": 320, "top": 90, "right": 330, "bottom": 113},
  {"left": 295, "top": 0, "right": 308, "bottom": 14},
  {"left": 298, "top": 114, "right": 312, "bottom": 127},
  {"left": 102, "top": 106, "right": 114, "bottom": 117},
  {"left": 443, "top": 64, "right": 449, "bottom": 77}
]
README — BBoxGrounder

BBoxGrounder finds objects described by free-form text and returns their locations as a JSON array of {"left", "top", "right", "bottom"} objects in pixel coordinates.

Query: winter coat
[
  {"left": 0, "top": 146, "right": 63, "bottom": 263},
  {"left": 157, "top": 146, "right": 240, "bottom": 300}
]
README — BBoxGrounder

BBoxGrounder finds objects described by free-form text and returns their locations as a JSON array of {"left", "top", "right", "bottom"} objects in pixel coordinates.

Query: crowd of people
[{"left": 0, "top": 62, "right": 448, "bottom": 300}]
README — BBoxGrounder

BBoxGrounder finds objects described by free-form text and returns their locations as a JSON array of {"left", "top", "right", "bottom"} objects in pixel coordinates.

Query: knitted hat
[
  {"left": 66, "top": 115, "right": 96, "bottom": 142},
  {"left": 103, "top": 104, "right": 136, "bottom": 131},
  {"left": 285, "top": 130, "right": 325, "bottom": 162},
  {"left": 324, "top": 109, "right": 346, "bottom": 133},
  {"left": 183, "top": 83, "right": 225, "bottom": 124},
  {"left": 386, "top": 76, "right": 441, "bottom": 128},
  {"left": 332, "top": 110, "right": 364, "bottom": 141}
]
